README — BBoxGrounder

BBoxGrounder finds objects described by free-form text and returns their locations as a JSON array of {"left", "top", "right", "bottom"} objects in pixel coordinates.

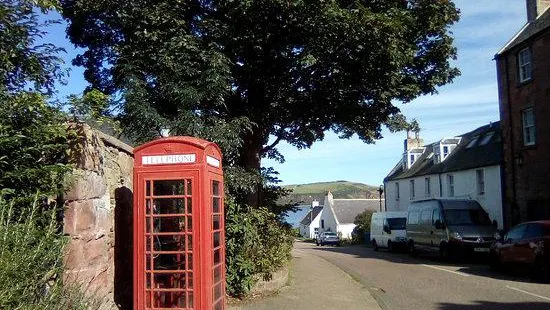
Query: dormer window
[
  {"left": 443, "top": 146, "right": 449, "bottom": 158},
  {"left": 466, "top": 136, "right": 479, "bottom": 149},
  {"left": 479, "top": 132, "right": 494, "bottom": 146},
  {"left": 410, "top": 154, "right": 415, "bottom": 166}
]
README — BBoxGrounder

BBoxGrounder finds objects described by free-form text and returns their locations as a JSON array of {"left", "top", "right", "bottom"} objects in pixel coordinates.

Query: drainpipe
[
  {"left": 438, "top": 173, "right": 443, "bottom": 197},
  {"left": 504, "top": 54, "right": 517, "bottom": 229}
]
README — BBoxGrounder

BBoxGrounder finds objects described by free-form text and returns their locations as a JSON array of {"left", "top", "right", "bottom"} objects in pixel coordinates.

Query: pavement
[{"left": 228, "top": 241, "right": 382, "bottom": 310}]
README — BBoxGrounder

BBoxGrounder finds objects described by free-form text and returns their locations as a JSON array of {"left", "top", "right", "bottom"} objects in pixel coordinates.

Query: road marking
[
  {"left": 421, "top": 264, "right": 470, "bottom": 277},
  {"left": 506, "top": 285, "right": 550, "bottom": 302}
]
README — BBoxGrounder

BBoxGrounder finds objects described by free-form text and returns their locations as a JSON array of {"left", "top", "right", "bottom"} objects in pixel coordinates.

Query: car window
[
  {"left": 506, "top": 224, "right": 527, "bottom": 241},
  {"left": 420, "top": 210, "right": 432, "bottom": 224},
  {"left": 432, "top": 209, "right": 441, "bottom": 225},
  {"left": 523, "top": 223, "right": 544, "bottom": 239}
]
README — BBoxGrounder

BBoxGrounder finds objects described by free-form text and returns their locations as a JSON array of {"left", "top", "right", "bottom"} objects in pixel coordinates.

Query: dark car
[
  {"left": 316, "top": 232, "right": 340, "bottom": 246},
  {"left": 490, "top": 220, "right": 550, "bottom": 278}
]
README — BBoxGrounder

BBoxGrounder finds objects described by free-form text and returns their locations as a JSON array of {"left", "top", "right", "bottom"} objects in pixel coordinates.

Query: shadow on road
[
  {"left": 437, "top": 300, "right": 550, "bottom": 310},
  {"left": 308, "top": 243, "right": 548, "bottom": 284}
]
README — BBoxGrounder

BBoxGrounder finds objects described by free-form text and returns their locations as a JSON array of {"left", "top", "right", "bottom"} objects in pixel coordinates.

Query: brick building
[{"left": 496, "top": 0, "right": 550, "bottom": 228}]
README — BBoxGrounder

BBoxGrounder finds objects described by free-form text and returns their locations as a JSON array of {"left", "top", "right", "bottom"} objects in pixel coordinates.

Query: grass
[{"left": 282, "top": 180, "right": 380, "bottom": 203}]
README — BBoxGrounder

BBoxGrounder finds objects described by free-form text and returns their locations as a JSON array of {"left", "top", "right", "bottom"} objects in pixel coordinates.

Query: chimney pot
[{"left": 527, "top": 0, "right": 550, "bottom": 22}]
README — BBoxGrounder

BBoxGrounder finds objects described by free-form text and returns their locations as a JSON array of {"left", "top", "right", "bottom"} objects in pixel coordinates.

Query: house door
[{"left": 140, "top": 174, "right": 198, "bottom": 309}]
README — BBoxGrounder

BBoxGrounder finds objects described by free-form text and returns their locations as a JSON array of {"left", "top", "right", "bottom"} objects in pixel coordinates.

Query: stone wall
[{"left": 63, "top": 123, "right": 133, "bottom": 309}]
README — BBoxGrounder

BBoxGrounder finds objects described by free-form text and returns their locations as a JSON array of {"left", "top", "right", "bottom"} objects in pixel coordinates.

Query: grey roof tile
[
  {"left": 332, "top": 199, "right": 382, "bottom": 224},
  {"left": 497, "top": 9, "right": 550, "bottom": 55},
  {"left": 300, "top": 206, "right": 324, "bottom": 226}
]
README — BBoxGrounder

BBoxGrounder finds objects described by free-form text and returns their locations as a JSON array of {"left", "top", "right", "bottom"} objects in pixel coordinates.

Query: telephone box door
[{"left": 136, "top": 171, "right": 200, "bottom": 309}]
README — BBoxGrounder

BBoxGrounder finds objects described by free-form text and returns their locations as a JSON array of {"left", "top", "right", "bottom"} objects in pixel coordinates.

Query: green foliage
[
  {"left": 0, "top": 0, "right": 63, "bottom": 95},
  {"left": 352, "top": 209, "right": 375, "bottom": 244},
  {"left": 0, "top": 197, "right": 97, "bottom": 309},
  {"left": 225, "top": 197, "right": 294, "bottom": 298},
  {"left": 61, "top": 0, "right": 461, "bottom": 178},
  {"left": 0, "top": 92, "right": 72, "bottom": 203}
]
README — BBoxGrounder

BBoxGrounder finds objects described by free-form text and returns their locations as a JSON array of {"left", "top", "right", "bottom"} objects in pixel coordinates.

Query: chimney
[
  {"left": 527, "top": 0, "right": 550, "bottom": 22},
  {"left": 404, "top": 136, "right": 423, "bottom": 152}
]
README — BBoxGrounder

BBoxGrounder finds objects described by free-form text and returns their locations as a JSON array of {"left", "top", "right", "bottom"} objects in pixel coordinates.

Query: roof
[
  {"left": 332, "top": 199, "right": 382, "bottom": 224},
  {"left": 497, "top": 8, "right": 550, "bottom": 56},
  {"left": 299, "top": 206, "right": 323, "bottom": 226},
  {"left": 385, "top": 121, "right": 502, "bottom": 182}
]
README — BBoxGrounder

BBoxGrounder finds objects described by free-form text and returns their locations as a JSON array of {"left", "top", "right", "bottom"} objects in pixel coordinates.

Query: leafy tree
[
  {"left": 352, "top": 209, "right": 374, "bottom": 243},
  {"left": 61, "top": 0, "right": 460, "bottom": 205},
  {"left": 0, "top": 0, "right": 71, "bottom": 202}
]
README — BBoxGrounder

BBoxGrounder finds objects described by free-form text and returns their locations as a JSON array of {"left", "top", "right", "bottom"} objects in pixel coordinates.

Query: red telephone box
[{"left": 133, "top": 137, "right": 225, "bottom": 310}]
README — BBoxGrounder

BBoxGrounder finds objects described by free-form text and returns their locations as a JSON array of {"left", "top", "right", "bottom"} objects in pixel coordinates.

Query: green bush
[
  {"left": 352, "top": 209, "right": 375, "bottom": 244},
  {"left": 225, "top": 198, "right": 294, "bottom": 298},
  {"left": 0, "top": 197, "right": 96, "bottom": 309}
]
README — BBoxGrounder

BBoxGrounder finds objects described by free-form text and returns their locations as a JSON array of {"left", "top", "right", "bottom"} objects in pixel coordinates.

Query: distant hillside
[{"left": 281, "top": 180, "right": 381, "bottom": 205}]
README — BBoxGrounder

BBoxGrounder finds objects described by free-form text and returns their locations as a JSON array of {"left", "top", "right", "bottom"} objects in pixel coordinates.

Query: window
[
  {"left": 443, "top": 146, "right": 449, "bottom": 158},
  {"left": 524, "top": 224, "right": 544, "bottom": 239},
  {"left": 420, "top": 210, "right": 432, "bottom": 224},
  {"left": 518, "top": 47, "right": 532, "bottom": 83},
  {"left": 479, "top": 132, "right": 494, "bottom": 146},
  {"left": 408, "top": 211, "right": 420, "bottom": 225},
  {"left": 522, "top": 108, "right": 536, "bottom": 146},
  {"left": 321, "top": 220, "right": 324, "bottom": 229},
  {"left": 432, "top": 209, "right": 441, "bottom": 225},
  {"left": 447, "top": 175, "right": 454, "bottom": 197},
  {"left": 466, "top": 136, "right": 479, "bottom": 149},
  {"left": 425, "top": 178, "right": 431, "bottom": 197},
  {"left": 410, "top": 154, "right": 415, "bottom": 166},
  {"left": 410, "top": 180, "right": 415, "bottom": 199},
  {"left": 395, "top": 182, "right": 400, "bottom": 200},
  {"left": 506, "top": 224, "right": 527, "bottom": 242},
  {"left": 476, "top": 169, "right": 485, "bottom": 195}
]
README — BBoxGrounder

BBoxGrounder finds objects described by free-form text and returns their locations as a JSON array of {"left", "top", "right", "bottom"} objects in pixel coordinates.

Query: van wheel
[
  {"left": 440, "top": 243, "right": 451, "bottom": 261},
  {"left": 489, "top": 252, "right": 502, "bottom": 271},
  {"left": 387, "top": 241, "right": 394, "bottom": 253},
  {"left": 372, "top": 240, "right": 379, "bottom": 251},
  {"left": 408, "top": 241, "right": 417, "bottom": 257}
]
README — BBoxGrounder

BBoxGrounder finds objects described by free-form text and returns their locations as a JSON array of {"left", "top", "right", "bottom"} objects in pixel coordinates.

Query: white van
[{"left": 370, "top": 212, "right": 407, "bottom": 252}]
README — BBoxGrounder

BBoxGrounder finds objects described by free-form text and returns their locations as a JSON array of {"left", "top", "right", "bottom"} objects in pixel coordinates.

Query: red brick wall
[{"left": 498, "top": 30, "right": 550, "bottom": 228}]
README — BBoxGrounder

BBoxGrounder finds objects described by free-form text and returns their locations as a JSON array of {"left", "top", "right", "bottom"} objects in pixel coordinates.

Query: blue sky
[{"left": 45, "top": 0, "right": 526, "bottom": 187}]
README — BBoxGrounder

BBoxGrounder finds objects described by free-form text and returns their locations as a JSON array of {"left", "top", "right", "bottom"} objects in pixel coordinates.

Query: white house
[
  {"left": 319, "top": 192, "right": 382, "bottom": 239},
  {"left": 298, "top": 201, "right": 323, "bottom": 239},
  {"left": 384, "top": 122, "right": 504, "bottom": 228}
]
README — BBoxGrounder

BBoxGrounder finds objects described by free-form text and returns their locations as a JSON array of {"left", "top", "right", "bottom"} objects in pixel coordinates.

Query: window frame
[
  {"left": 518, "top": 47, "right": 532, "bottom": 83},
  {"left": 522, "top": 108, "right": 536, "bottom": 146},
  {"left": 410, "top": 179, "right": 415, "bottom": 200},
  {"left": 476, "top": 169, "right": 485, "bottom": 196},
  {"left": 447, "top": 175, "right": 454, "bottom": 197},
  {"left": 395, "top": 182, "right": 400, "bottom": 201},
  {"left": 425, "top": 177, "right": 431, "bottom": 197}
]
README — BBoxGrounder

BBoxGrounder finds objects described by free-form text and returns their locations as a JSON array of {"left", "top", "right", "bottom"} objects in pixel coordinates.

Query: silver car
[{"left": 316, "top": 232, "right": 340, "bottom": 246}]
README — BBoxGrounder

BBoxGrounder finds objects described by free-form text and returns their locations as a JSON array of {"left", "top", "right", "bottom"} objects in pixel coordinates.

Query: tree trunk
[{"left": 239, "top": 130, "right": 265, "bottom": 207}]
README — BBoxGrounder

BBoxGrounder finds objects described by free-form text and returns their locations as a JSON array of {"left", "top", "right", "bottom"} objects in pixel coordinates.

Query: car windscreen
[
  {"left": 444, "top": 209, "right": 492, "bottom": 226},
  {"left": 324, "top": 232, "right": 337, "bottom": 236},
  {"left": 387, "top": 218, "right": 406, "bottom": 230}
]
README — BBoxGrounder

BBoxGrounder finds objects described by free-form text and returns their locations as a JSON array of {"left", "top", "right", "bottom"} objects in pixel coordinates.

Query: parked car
[
  {"left": 406, "top": 199, "right": 498, "bottom": 259},
  {"left": 370, "top": 211, "right": 407, "bottom": 252},
  {"left": 316, "top": 231, "right": 340, "bottom": 246},
  {"left": 489, "top": 220, "right": 550, "bottom": 278}
]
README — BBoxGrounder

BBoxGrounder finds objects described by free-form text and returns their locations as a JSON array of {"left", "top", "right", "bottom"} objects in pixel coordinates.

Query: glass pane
[
  {"left": 153, "top": 290, "right": 186, "bottom": 307},
  {"left": 146, "top": 236, "right": 152, "bottom": 251},
  {"left": 146, "top": 199, "right": 152, "bottom": 215},
  {"left": 154, "top": 235, "right": 184, "bottom": 252},
  {"left": 214, "top": 283, "right": 222, "bottom": 300},
  {"left": 214, "top": 249, "right": 221, "bottom": 264},
  {"left": 154, "top": 273, "right": 186, "bottom": 289},
  {"left": 187, "top": 234, "right": 193, "bottom": 251},
  {"left": 154, "top": 253, "right": 187, "bottom": 270},
  {"left": 186, "top": 179, "right": 192, "bottom": 196},
  {"left": 146, "top": 272, "right": 151, "bottom": 289},
  {"left": 212, "top": 181, "right": 220, "bottom": 196},
  {"left": 187, "top": 197, "right": 193, "bottom": 214},
  {"left": 187, "top": 217, "right": 192, "bottom": 232},
  {"left": 152, "top": 199, "right": 185, "bottom": 214},
  {"left": 146, "top": 291, "right": 151, "bottom": 307},
  {"left": 213, "top": 232, "right": 220, "bottom": 248},
  {"left": 213, "top": 197, "right": 220, "bottom": 213},
  {"left": 152, "top": 217, "right": 185, "bottom": 233},
  {"left": 214, "top": 301, "right": 223, "bottom": 310},
  {"left": 146, "top": 254, "right": 151, "bottom": 271},
  {"left": 153, "top": 180, "right": 185, "bottom": 196},
  {"left": 146, "top": 217, "right": 151, "bottom": 233},
  {"left": 214, "top": 265, "right": 221, "bottom": 283},
  {"left": 188, "top": 272, "right": 193, "bottom": 289},
  {"left": 187, "top": 254, "right": 193, "bottom": 270},
  {"left": 146, "top": 181, "right": 151, "bottom": 196},
  {"left": 213, "top": 215, "right": 221, "bottom": 230},
  {"left": 188, "top": 291, "right": 193, "bottom": 308}
]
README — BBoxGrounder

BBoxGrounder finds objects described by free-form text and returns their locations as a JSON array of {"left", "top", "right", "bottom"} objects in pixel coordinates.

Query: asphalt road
[{"left": 297, "top": 241, "right": 550, "bottom": 310}]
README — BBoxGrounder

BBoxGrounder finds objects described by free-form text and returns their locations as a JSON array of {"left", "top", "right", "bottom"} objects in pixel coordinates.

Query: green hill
[{"left": 281, "top": 180, "right": 381, "bottom": 205}]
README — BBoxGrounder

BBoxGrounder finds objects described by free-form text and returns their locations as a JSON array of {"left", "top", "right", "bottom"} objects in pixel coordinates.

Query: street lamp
[{"left": 377, "top": 185, "right": 384, "bottom": 212}]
